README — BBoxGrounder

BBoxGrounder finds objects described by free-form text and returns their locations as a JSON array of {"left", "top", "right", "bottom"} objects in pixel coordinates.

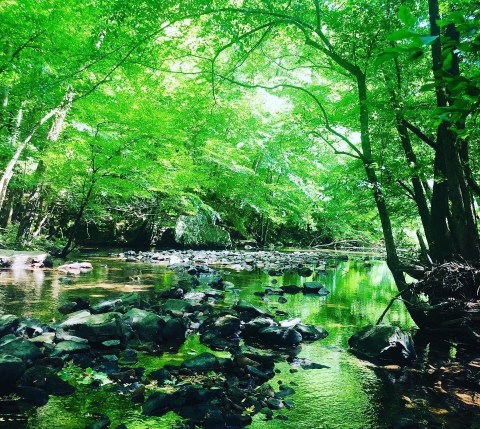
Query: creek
[{"left": 0, "top": 250, "right": 476, "bottom": 429}]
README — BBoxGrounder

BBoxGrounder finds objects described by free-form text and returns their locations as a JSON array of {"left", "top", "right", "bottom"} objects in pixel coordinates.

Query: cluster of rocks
[
  {"left": 114, "top": 249, "right": 351, "bottom": 277},
  {"left": 0, "top": 250, "right": 54, "bottom": 269},
  {"left": 0, "top": 275, "right": 330, "bottom": 428}
]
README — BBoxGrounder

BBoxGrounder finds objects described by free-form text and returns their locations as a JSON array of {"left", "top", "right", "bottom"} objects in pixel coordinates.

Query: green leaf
[
  {"left": 419, "top": 83, "right": 436, "bottom": 92},
  {"left": 398, "top": 5, "right": 416, "bottom": 27},
  {"left": 419, "top": 35, "right": 438, "bottom": 46},
  {"left": 374, "top": 50, "right": 400, "bottom": 67},
  {"left": 387, "top": 29, "right": 417, "bottom": 41}
]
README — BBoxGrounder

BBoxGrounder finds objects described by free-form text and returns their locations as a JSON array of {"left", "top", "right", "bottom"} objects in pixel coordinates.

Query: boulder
[
  {"left": 0, "top": 314, "right": 20, "bottom": 336},
  {"left": 182, "top": 353, "right": 223, "bottom": 372},
  {"left": 122, "top": 308, "right": 164, "bottom": 342},
  {"left": 256, "top": 326, "right": 303, "bottom": 349},
  {"left": 52, "top": 340, "right": 91, "bottom": 356},
  {"left": 57, "top": 261, "right": 93, "bottom": 274},
  {"left": 280, "top": 285, "right": 303, "bottom": 294},
  {"left": 17, "top": 365, "right": 75, "bottom": 396},
  {"left": 162, "top": 299, "right": 193, "bottom": 316},
  {"left": 0, "top": 336, "right": 42, "bottom": 364},
  {"left": 243, "top": 317, "right": 277, "bottom": 338},
  {"left": 161, "top": 317, "right": 187, "bottom": 341},
  {"left": 175, "top": 211, "right": 231, "bottom": 248},
  {"left": 59, "top": 311, "right": 127, "bottom": 345},
  {"left": 234, "top": 300, "right": 270, "bottom": 321},
  {"left": 58, "top": 297, "right": 90, "bottom": 315},
  {"left": 0, "top": 354, "right": 25, "bottom": 389},
  {"left": 348, "top": 324, "right": 416, "bottom": 364},
  {"left": 294, "top": 324, "right": 328, "bottom": 342},
  {"left": 143, "top": 392, "right": 172, "bottom": 416}
]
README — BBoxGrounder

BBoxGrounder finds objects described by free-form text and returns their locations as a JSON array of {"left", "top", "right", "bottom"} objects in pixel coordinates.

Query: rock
[
  {"left": 303, "top": 282, "right": 329, "bottom": 295},
  {"left": 161, "top": 317, "right": 187, "bottom": 341},
  {"left": 0, "top": 250, "right": 51, "bottom": 269},
  {"left": 256, "top": 327, "right": 303, "bottom": 349},
  {"left": 294, "top": 324, "right": 328, "bottom": 342},
  {"left": 52, "top": 340, "right": 90, "bottom": 356},
  {"left": 122, "top": 308, "right": 164, "bottom": 342},
  {"left": 85, "top": 414, "right": 110, "bottom": 429},
  {"left": 30, "top": 332, "right": 56, "bottom": 345},
  {"left": 0, "top": 354, "right": 25, "bottom": 389},
  {"left": 148, "top": 368, "right": 171, "bottom": 384},
  {"left": 118, "top": 349, "right": 138, "bottom": 365},
  {"left": 267, "top": 398, "right": 284, "bottom": 410},
  {"left": 212, "top": 315, "right": 241, "bottom": 337},
  {"left": 280, "top": 285, "right": 303, "bottom": 294},
  {"left": 0, "top": 314, "right": 20, "bottom": 336},
  {"left": 175, "top": 211, "right": 231, "bottom": 248},
  {"left": 16, "top": 318, "right": 47, "bottom": 337},
  {"left": 58, "top": 297, "right": 90, "bottom": 315},
  {"left": 16, "top": 386, "right": 49, "bottom": 406},
  {"left": 234, "top": 300, "right": 270, "bottom": 321},
  {"left": 245, "top": 365, "right": 274, "bottom": 381},
  {"left": 118, "top": 292, "right": 146, "bottom": 308},
  {"left": 275, "top": 385, "right": 295, "bottom": 398},
  {"left": 243, "top": 317, "right": 277, "bottom": 337},
  {"left": 182, "top": 353, "right": 222, "bottom": 372},
  {"left": 143, "top": 392, "right": 172, "bottom": 416},
  {"left": 0, "top": 337, "right": 42, "bottom": 364},
  {"left": 59, "top": 311, "right": 127, "bottom": 345},
  {"left": 17, "top": 365, "right": 75, "bottom": 396},
  {"left": 297, "top": 267, "right": 313, "bottom": 277},
  {"left": 348, "top": 324, "right": 416, "bottom": 364},
  {"left": 91, "top": 299, "right": 122, "bottom": 314},
  {"left": 57, "top": 262, "right": 93, "bottom": 274},
  {"left": 162, "top": 299, "right": 193, "bottom": 315}
]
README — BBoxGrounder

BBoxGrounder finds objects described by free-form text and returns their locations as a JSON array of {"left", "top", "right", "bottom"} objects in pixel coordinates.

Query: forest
[{"left": 0, "top": 0, "right": 479, "bottom": 428}]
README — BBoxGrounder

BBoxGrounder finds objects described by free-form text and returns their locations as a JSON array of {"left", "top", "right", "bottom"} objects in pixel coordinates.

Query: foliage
[{"left": 0, "top": 0, "right": 479, "bottom": 258}]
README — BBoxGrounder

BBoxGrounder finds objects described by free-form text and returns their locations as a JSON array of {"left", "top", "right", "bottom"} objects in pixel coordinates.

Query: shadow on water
[{"left": 0, "top": 252, "right": 477, "bottom": 428}]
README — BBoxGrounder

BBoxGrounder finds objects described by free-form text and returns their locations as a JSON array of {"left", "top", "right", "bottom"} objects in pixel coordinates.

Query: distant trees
[{"left": 1, "top": 0, "right": 479, "bottom": 272}]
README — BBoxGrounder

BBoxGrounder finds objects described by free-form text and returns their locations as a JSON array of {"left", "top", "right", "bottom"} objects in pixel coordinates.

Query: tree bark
[
  {"left": 428, "top": 0, "right": 480, "bottom": 261},
  {"left": 0, "top": 108, "right": 58, "bottom": 213}
]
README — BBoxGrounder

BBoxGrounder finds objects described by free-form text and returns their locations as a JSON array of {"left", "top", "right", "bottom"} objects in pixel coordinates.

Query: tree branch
[
  {"left": 216, "top": 73, "right": 365, "bottom": 160},
  {"left": 402, "top": 119, "right": 436, "bottom": 149}
]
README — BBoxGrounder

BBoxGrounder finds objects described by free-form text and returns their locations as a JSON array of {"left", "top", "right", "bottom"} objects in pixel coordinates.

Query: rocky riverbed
[
  {"left": 0, "top": 250, "right": 478, "bottom": 429},
  {"left": 0, "top": 271, "right": 334, "bottom": 429}
]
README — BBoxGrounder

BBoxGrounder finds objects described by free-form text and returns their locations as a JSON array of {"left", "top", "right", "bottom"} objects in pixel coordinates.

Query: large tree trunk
[
  {"left": 428, "top": 0, "right": 480, "bottom": 262},
  {"left": 357, "top": 73, "right": 427, "bottom": 325}
]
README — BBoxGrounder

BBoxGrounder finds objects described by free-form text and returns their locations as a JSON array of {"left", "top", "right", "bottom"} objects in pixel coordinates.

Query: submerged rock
[
  {"left": 303, "top": 281, "right": 329, "bottom": 295},
  {"left": 0, "top": 354, "right": 25, "bottom": 389},
  {"left": 348, "top": 324, "right": 416, "bottom": 364}
]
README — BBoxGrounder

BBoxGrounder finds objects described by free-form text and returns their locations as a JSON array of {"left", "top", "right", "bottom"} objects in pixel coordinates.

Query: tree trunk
[
  {"left": 428, "top": 0, "right": 480, "bottom": 261},
  {"left": 0, "top": 108, "right": 58, "bottom": 213},
  {"left": 16, "top": 161, "right": 45, "bottom": 246}
]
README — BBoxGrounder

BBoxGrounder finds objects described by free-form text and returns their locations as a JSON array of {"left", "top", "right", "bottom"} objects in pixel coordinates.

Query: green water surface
[{"left": 0, "top": 253, "right": 433, "bottom": 429}]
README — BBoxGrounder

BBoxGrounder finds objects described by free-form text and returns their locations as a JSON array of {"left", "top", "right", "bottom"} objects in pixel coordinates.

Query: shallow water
[{"left": 0, "top": 252, "right": 474, "bottom": 429}]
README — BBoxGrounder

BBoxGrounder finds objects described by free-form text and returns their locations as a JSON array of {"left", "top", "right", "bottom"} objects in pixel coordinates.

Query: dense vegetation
[{"left": 1, "top": 0, "right": 479, "bottom": 270}]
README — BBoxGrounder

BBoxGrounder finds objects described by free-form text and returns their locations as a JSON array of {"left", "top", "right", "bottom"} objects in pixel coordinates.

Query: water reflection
[{"left": 0, "top": 254, "right": 418, "bottom": 429}]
